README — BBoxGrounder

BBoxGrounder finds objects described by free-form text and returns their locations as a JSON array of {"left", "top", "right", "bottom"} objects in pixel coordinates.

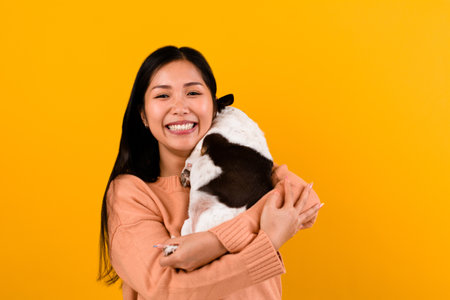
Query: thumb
[
  {"left": 158, "top": 244, "right": 179, "bottom": 267},
  {"left": 159, "top": 252, "right": 175, "bottom": 267}
]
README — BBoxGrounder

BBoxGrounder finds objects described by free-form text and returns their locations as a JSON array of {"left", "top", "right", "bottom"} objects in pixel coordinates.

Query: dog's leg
[
  {"left": 195, "top": 204, "right": 246, "bottom": 232},
  {"left": 180, "top": 218, "right": 192, "bottom": 236},
  {"left": 190, "top": 197, "right": 213, "bottom": 233}
]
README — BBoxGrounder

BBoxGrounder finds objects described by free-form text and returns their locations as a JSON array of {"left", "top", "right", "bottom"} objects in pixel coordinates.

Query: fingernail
[
  {"left": 309, "top": 182, "right": 314, "bottom": 189},
  {"left": 319, "top": 203, "right": 324, "bottom": 208}
]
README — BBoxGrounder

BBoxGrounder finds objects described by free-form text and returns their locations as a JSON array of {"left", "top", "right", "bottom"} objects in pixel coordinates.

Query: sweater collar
[{"left": 151, "top": 175, "right": 189, "bottom": 192}]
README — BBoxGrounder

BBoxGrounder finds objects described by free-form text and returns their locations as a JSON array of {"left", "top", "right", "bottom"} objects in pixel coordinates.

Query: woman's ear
[{"left": 140, "top": 110, "right": 149, "bottom": 128}]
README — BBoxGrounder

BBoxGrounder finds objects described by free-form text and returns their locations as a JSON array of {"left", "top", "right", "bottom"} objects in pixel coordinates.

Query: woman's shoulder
[
  {"left": 110, "top": 174, "right": 184, "bottom": 192},
  {"left": 106, "top": 173, "right": 157, "bottom": 208},
  {"left": 271, "top": 162, "right": 306, "bottom": 186},
  {"left": 271, "top": 161, "right": 321, "bottom": 208},
  {"left": 112, "top": 173, "right": 146, "bottom": 186},
  {"left": 107, "top": 173, "right": 187, "bottom": 210},
  {"left": 106, "top": 174, "right": 164, "bottom": 225},
  {"left": 108, "top": 173, "right": 144, "bottom": 195},
  {"left": 271, "top": 162, "right": 289, "bottom": 183}
]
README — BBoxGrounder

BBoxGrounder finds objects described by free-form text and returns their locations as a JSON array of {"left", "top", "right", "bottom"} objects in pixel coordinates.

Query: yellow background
[{"left": 1, "top": 0, "right": 449, "bottom": 299}]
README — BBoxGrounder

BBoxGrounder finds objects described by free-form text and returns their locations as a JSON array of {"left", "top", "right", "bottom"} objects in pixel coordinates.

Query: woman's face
[{"left": 141, "top": 59, "right": 214, "bottom": 158}]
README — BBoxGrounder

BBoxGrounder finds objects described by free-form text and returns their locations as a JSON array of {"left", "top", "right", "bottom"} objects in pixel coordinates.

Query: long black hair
[{"left": 97, "top": 45, "right": 221, "bottom": 285}]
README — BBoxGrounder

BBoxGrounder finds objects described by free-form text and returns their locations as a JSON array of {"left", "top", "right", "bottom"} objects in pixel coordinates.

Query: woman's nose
[{"left": 171, "top": 95, "right": 189, "bottom": 115}]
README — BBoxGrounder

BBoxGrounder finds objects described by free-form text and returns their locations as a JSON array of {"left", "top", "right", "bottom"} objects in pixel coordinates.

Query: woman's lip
[
  {"left": 165, "top": 120, "right": 197, "bottom": 126},
  {"left": 165, "top": 123, "right": 198, "bottom": 135}
]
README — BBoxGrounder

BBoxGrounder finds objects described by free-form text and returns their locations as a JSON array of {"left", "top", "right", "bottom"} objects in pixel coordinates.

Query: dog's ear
[{"left": 216, "top": 94, "right": 234, "bottom": 113}]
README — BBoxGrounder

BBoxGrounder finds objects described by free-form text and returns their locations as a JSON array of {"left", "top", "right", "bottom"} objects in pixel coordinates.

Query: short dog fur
[{"left": 180, "top": 94, "right": 274, "bottom": 235}]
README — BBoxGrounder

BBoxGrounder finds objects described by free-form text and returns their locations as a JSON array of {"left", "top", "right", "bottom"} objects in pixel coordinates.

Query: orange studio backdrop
[{"left": 0, "top": 0, "right": 448, "bottom": 299}]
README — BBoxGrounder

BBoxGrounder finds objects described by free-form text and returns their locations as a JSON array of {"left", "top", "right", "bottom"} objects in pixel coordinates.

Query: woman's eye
[
  {"left": 155, "top": 94, "right": 169, "bottom": 99},
  {"left": 188, "top": 91, "right": 200, "bottom": 96}
]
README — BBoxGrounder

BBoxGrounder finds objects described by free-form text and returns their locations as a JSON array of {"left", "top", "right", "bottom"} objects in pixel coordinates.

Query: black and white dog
[{"left": 180, "top": 94, "right": 274, "bottom": 235}]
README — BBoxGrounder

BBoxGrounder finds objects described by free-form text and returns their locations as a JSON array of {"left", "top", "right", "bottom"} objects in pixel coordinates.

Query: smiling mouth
[{"left": 166, "top": 122, "right": 198, "bottom": 132}]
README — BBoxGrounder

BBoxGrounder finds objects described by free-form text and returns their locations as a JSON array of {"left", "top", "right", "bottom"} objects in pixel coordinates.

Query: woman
[{"left": 97, "top": 45, "right": 324, "bottom": 299}]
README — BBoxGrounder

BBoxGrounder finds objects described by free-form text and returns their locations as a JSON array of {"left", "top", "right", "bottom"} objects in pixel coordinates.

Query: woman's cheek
[{"left": 199, "top": 97, "right": 214, "bottom": 119}]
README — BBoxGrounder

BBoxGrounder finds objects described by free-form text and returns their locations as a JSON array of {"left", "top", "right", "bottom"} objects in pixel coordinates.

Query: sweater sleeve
[
  {"left": 106, "top": 176, "right": 286, "bottom": 300},
  {"left": 208, "top": 162, "right": 321, "bottom": 253}
]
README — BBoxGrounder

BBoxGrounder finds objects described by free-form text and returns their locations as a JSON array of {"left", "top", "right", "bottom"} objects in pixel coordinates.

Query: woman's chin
[{"left": 169, "top": 143, "right": 197, "bottom": 156}]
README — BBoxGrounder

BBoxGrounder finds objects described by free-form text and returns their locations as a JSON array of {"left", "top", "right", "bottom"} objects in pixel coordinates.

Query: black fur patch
[
  {"left": 198, "top": 133, "right": 273, "bottom": 209},
  {"left": 216, "top": 94, "right": 234, "bottom": 113}
]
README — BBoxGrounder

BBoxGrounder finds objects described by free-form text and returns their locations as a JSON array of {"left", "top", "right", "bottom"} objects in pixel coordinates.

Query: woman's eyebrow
[{"left": 151, "top": 82, "right": 203, "bottom": 90}]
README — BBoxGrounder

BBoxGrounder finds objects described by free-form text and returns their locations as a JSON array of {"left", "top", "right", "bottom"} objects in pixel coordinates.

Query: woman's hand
[
  {"left": 159, "top": 231, "right": 227, "bottom": 272},
  {"left": 260, "top": 178, "right": 323, "bottom": 250}
]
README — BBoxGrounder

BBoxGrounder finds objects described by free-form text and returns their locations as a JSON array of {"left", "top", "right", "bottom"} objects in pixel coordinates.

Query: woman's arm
[
  {"left": 158, "top": 231, "right": 228, "bottom": 272},
  {"left": 210, "top": 163, "right": 321, "bottom": 251},
  {"left": 162, "top": 163, "right": 323, "bottom": 270},
  {"left": 211, "top": 162, "right": 322, "bottom": 251},
  {"left": 161, "top": 177, "right": 322, "bottom": 271},
  {"left": 107, "top": 177, "right": 286, "bottom": 300}
]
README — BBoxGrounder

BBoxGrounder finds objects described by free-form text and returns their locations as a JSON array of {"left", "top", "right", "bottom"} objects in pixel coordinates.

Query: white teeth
[{"left": 167, "top": 123, "right": 195, "bottom": 131}]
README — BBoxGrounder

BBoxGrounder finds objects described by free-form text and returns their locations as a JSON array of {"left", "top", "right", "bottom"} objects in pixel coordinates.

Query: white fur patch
[
  {"left": 189, "top": 154, "right": 222, "bottom": 191},
  {"left": 208, "top": 107, "right": 272, "bottom": 161}
]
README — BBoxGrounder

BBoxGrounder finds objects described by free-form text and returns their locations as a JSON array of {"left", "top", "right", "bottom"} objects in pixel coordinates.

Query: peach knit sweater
[{"left": 106, "top": 163, "right": 321, "bottom": 300}]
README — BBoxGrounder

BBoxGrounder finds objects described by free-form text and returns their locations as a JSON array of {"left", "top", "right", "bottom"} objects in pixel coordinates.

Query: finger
[
  {"left": 272, "top": 190, "right": 283, "bottom": 208},
  {"left": 300, "top": 208, "right": 319, "bottom": 225},
  {"left": 160, "top": 252, "right": 177, "bottom": 267},
  {"left": 303, "top": 208, "right": 321, "bottom": 226},
  {"left": 294, "top": 183, "right": 313, "bottom": 213},
  {"left": 298, "top": 213, "right": 318, "bottom": 230},
  {"left": 265, "top": 190, "right": 282, "bottom": 209},
  {"left": 309, "top": 205, "right": 323, "bottom": 223},
  {"left": 162, "top": 236, "right": 181, "bottom": 246},
  {"left": 297, "top": 209, "right": 320, "bottom": 230},
  {"left": 283, "top": 178, "right": 295, "bottom": 208},
  {"left": 298, "top": 220, "right": 313, "bottom": 230},
  {"left": 298, "top": 202, "right": 322, "bottom": 223}
]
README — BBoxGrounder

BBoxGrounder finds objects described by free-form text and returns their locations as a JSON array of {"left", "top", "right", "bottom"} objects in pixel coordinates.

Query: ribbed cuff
[
  {"left": 240, "top": 230, "right": 286, "bottom": 284},
  {"left": 208, "top": 216, "right": 255, "bottom": 253}
]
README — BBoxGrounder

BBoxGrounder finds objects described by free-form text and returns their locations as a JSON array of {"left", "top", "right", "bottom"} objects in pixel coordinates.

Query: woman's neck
[{"left": 158, "top": 145, "right": 189, "bottom": 177}]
